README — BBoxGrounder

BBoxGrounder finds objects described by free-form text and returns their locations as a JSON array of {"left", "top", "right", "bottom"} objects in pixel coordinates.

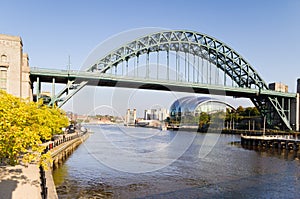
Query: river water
[{"left": 53, "top": 124, "right": 300, "bottom": 198}]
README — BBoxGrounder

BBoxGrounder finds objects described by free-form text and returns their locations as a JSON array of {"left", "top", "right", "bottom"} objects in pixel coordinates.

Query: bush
[{"left": 0, "top": 90, "right": 69, "bottom": 167}]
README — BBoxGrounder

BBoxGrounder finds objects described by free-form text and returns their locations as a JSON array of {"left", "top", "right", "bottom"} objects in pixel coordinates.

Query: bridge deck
[{"left": 30, "top": 67, "right": 296, "bottom": 98}]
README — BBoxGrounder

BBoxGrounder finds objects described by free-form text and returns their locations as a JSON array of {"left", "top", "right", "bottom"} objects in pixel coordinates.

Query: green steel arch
[
  {"left": 87, "top": 30, "right": 267, "bottom": 90},
  {"left": 86, "top": 30, "right": 292, "bottom": 130}
]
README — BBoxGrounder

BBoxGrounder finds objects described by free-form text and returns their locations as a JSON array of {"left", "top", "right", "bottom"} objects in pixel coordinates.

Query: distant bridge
[{"left": 30, "top": 30, "right": 299, "bottom": 131}]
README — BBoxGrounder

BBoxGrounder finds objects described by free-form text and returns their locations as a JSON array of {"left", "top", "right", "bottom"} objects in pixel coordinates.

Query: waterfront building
[
  {"left": 169, "top": 96, "right": 234, "bottom": 128},
  {"left": 144, "top": 108, "right": 169, "bottom": 121},
  {"left": 125, "top": 109, "right": 137, "bottom": 125},
  {"left": 268, "top": 82, "right": 288, "bottom": 93},
  {"left": 66, "top": 111, "right": 78, "bottom": 122},
  {"left": 0, "top": 34, "right": 32, "bottom": 100}
]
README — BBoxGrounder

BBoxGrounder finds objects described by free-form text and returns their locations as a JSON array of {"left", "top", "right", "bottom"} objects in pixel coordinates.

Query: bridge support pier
[
  {"left": 36, "top": 77, "right": 41, "bottom": 102},
  {"left": 52, "top": 78, "right": 55, "bottom": 107},
  {"left": 291, "top": 93, "right": 300, "bottom": 132}
]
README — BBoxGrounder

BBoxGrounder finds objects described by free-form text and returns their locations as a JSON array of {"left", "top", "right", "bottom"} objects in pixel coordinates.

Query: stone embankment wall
[
  {"left": 43, "top": 132, "right": 90, "bottom": 199},
  {"left": 50, "top": 132, "right": 89, "bottom": 169}
]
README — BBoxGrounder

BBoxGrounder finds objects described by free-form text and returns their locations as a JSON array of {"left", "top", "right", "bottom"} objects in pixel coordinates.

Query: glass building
[{"left": 169, "top": 96, "right": 234, "bottom": 129}]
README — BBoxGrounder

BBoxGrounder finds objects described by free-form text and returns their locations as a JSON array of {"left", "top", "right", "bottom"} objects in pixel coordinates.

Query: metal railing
[
  {"left": 40, "top": 130, "right": 87, "bottom": 199},
  {"left": 43, "top": 131, "right": 86, "bottom": 153}
]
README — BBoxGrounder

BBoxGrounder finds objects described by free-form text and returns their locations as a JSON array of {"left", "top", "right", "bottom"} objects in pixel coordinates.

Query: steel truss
[
  {"left": 84, "top": 30, "right": 293, "bottom": 130},
  {"left": 49, "top": 30, "right": 293, "bottom": 130},
  {"left": 48, "top": 80, "right": 87, "bottom": 107}
]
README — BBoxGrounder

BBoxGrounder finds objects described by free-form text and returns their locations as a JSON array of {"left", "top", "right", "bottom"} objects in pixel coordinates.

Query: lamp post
[
  {"left": 263, "top": 116, "right": 266, "bottom": 137},
  {"left": 248, "top": 111, "right": 251, "bottom": 131}
]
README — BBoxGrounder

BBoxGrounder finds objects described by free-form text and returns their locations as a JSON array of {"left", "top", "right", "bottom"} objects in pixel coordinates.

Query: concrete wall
[
  {"left": 48, "top": 133, "right": 89, "bottom": 199},
  {"left": 50, "top": 133, "right": 90, "bottom": 169}
]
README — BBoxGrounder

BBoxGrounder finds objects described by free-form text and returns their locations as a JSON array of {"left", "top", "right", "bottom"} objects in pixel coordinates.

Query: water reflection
[
  {"left": 241, "top": 144, "right": 300, "bottom": 161},
  {"left": 53, "top": 125, "right": 300, "bottom": 198}
]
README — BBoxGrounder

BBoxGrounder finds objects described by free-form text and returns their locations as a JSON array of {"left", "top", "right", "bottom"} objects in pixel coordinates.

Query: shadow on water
[{"left": 238, "top": 142, "right": 300, "bottom": 161}]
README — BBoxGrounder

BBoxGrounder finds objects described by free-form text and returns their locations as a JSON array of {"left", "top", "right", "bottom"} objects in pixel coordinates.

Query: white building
[
  {"left": 144, "top": 108, "right": 169, "bottom": 121},
  {"left": 125, "top": 109, "right": 137, "bottom": 125}
]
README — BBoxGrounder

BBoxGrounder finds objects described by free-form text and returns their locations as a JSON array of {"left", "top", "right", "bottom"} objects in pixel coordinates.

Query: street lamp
[{"left": 248, "top": 111, "right": 251, "bottom": 131}]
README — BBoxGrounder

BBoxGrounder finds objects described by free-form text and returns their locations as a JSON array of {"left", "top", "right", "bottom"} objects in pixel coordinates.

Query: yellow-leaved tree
[{"left": 0, "top": 90, "right": 69, "bottom": 168}]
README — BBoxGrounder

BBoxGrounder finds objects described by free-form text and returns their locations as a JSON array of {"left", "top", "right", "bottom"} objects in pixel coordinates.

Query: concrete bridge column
[
  {"left": 291, "top": 93, "right": 299, "bottom": 131},
  {"left": 297, "top": 93, "right": 300, "bottom": 132},
  {"left": 298, "top": 79, "right": 300, "bottom": 131},
  {"left": 291, "top": 79, "right": 300, "bottom": 131},
  {"left": 36, "top": 77, "right": 41, "bottom": 102},
  {"left": 52, "top": 77, "right": 55, "bottom": 107}
]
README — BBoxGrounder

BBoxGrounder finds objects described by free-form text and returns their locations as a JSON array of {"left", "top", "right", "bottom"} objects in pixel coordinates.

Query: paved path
[
  {"left": 0, "top": 164, "right": 41, "bottom": 199},
  {"left": 0, "top": 132, "right": 89, "bottom": 199}
]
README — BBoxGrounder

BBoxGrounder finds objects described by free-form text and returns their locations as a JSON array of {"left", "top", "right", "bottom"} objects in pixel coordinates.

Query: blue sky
[{"left": 1, "top": 0, "right": 300, "bottom": 115}]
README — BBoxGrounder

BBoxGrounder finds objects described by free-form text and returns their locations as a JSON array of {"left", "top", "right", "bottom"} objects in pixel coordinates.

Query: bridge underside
[
  {"left": 30, "top": 68, "right": 297, "bottom": 131},
  {"left": 29, "top": 70, "right": 291, "bottom": 98}
]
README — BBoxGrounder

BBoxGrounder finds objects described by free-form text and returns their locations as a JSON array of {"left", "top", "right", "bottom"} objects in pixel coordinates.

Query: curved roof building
[{"left": 169, "top": 96, "right": 234, "bottom": 126}]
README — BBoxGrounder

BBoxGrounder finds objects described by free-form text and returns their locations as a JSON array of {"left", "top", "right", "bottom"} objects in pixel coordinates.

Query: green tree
[
  {"left": 0, "top": 90, "right": 69, "bottom": 168},
  {"left": 198, "top": 112, "right": 210, "bottom": 129},
  {"left": 250, "top": 107, "right": 260, "bottom": 116},
  {"left": 236, "top": 106, "right": 245, "bottom": 116}
]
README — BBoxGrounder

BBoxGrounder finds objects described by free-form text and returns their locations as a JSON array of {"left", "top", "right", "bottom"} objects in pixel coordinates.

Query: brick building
[{"left": 268, "top": 82, "right": 288, "bottom": 93}]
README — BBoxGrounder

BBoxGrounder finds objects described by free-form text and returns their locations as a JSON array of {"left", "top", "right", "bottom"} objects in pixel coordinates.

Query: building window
[
  {"left": 1, "top": 55, "right": 7, "bottom": 62},
  {"left": 0, "top": 66, "right": 7, "bottom": 91}
]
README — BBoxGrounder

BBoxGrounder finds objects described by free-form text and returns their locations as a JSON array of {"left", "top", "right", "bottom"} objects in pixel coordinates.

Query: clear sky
[{"left": 1, "top": 0, "right": 300, "bottom": 116}]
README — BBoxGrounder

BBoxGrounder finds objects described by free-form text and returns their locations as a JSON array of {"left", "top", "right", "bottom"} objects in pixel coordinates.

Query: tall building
[
  {"left": 297, "top": 78, "right": 300, "bottom": 93},
  {"left": 144, "top": 109, "right": 158, "bottom": 120},
  {"left": 296, "top": 79, "right": 300, "bottom": 131},
  {"left": 280, "top": 79, "right": 300, "bottom": 131},
  {"left": 0, "top": 34, "right": 32, "bottom": 100},
  {"left": 268, "top": 82, "right": 288, "bottom": 93},
  {"left": 125, "top": 109, "right": 137, "bottom": 125},
  {"left": 144, "top": 108, "right": 169, "bottom": 121}
]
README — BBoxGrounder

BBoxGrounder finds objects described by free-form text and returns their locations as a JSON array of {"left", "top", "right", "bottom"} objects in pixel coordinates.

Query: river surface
[{"left": 53, "top": 124, "right": 300, "bottom": 198}]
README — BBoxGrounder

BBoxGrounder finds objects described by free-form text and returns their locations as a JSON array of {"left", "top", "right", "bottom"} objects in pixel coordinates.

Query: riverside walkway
[
  {"left": 0, "top": 164, "right": 41, "bottom": 199},
  {"left": 0, "top": 131, "right": 89, "bottom": 199},
  {"left": 42, "top": 131, "right": 90, "bottom": 199}
]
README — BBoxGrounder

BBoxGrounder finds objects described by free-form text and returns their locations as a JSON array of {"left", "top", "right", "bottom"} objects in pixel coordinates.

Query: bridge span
[
  {"left": 29, "top": 30, "right": 300, "bottom": 131},
  {"left": 30, "top": 67, "right": 296, "bottom": 99}
]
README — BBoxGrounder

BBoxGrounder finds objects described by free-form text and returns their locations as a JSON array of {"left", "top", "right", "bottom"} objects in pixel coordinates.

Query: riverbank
[
  {"left": 167, "top": 126, "right": 300, "bottom": 135},
  {"left": 0, "top": 131, "right": 90, "bottom": 199},
  {"left": 46, "top": 132, "right": 90, "bottom": 199}
]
